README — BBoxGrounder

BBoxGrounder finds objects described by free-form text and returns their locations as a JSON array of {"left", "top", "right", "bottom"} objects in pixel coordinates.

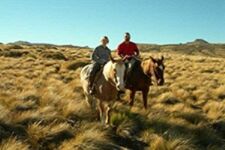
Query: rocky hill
[{"left": 138, "top": 39, "right": 225, "bottom": 57}]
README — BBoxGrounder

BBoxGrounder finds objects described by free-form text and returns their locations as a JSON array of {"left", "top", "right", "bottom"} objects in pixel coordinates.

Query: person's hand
[
  {"left": 120, "top": 54, "right": 124, "bottom": 58},
  {"left": 126, "top": 55, "right": 133, "bottom": 59},
  {"left": 122, "top": 55, "right": 129, "bottom": 61}
]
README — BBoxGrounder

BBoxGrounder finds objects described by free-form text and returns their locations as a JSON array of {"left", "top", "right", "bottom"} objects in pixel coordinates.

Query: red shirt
[{"left": 117, "top": 41, "right": 139, "bottom": 57}]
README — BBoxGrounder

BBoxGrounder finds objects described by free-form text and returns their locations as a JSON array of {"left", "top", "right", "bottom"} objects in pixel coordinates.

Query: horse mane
[
  {"left": 125, "top": 57, "right": 152, "bottom": 89},
  {"left": 141, "top": 58, "right": 154, "bottom": 75},
  {"left": 103, "top": 58, "right": 124, "bottom": 81}
]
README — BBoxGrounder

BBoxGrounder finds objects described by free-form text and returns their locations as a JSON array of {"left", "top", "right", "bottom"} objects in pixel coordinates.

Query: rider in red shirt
[
  {"left": 116, "top": 33, "right": 140, "bottom": 99},
  {"left": 117, "top": 32, "right": 139, "bottom": 60}
]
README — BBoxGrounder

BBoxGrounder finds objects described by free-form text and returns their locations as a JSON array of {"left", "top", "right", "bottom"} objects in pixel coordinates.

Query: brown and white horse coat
[{"left": 80, "top": 58, "right": 126, "bottom": 124}]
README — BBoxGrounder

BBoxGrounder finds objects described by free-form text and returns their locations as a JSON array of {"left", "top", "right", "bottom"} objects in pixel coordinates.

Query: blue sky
[{"left": 0, "top": 0, "right": 224, "bottom": 48}]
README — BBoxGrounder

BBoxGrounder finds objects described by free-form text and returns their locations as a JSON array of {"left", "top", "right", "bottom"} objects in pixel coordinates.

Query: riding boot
[
  {"left": 88, "top": 75, "right": 96, "bottom": 95},
  {"left": 89, "top": 85, "right": 96, "bottom": 95},
  {"left": 89, "top": 62, "right": 101, "bottom": 95}
]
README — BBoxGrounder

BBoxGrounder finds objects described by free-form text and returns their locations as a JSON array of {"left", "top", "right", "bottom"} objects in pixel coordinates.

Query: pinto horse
[
  {"left": 125, "top": 56, "right": 165, "bottom": 109},
  {"left": 80, "top": 57, "right": 126, "bottom": 124}
]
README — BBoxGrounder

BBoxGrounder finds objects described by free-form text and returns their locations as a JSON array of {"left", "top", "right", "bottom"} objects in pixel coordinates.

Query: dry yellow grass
[
  {"left": 0, "top": 138, "right": 29, "bottom": 150},
  {"left": 0, "top": 43, "right": 225, "bottom": 149}
]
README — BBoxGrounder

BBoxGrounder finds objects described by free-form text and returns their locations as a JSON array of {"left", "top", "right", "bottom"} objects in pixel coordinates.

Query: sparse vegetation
[
  {"left": 41, "top": 51, "right": 68, "bottom": 60},
  {"left": 0, "top": 42, "right": 225, "bottom": 149}
]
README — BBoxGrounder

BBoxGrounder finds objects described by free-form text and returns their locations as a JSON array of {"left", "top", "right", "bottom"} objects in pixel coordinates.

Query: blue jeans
[{"left": 89, "top": 62, "right": 102, "bottom": 88}]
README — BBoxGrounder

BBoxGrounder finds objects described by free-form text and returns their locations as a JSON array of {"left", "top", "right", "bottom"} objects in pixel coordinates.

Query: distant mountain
[
  {"left": 7, "top": 41, "right": 89, "bottom": 49},
  {"left": 138, "top": 39, "right": 225, "bottom": 57},
  {"left": 8, "top": 41, "right": 32, "bottom": 46},
  {"left": 187, "top": 39, "right": 209, "bottom": 45},
  {"left": 3, "top": 39, "right": 225, "bottom": 57}
]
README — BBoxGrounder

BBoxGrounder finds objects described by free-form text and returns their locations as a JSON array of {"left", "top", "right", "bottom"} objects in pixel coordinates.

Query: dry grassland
[{"left": 0, "top": 43, "right": 225, "bottom": 150}]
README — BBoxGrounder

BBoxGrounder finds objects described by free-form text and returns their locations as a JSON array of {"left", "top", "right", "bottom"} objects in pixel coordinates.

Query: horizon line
[{"left": 1, "top": 39, "right": 225, "bottom": 48}]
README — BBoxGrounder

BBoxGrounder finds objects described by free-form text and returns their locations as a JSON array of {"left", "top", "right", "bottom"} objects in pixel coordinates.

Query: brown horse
[
  {"left": 125, "top": 56, "right": 165, "bottom": 109},
  {"left": 80, "top": 57, "right": 126, "bottom": 124}
]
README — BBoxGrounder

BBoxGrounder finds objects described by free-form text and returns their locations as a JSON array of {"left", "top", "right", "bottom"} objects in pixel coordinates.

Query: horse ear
[
  {"left": 150, "top": 56, "right": 156, "bottom": 63},
  {"left": 110, "top": 56, "right": 115, "bottom": 63},
  {"left": 161, "top": 56, "right": 164, "bottom": 61}
]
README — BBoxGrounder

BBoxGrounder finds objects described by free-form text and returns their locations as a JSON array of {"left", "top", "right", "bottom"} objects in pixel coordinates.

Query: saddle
[{"left": 93, "top": 67, "right": 104, "bottom": 83}]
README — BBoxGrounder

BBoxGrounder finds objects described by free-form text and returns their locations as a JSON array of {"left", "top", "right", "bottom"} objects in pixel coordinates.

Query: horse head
[
  {"left": 150, "top": 56, "right": 165, "bottom": 86},
  {"left": 103, "top": 57, "right": 126, "bottom": 91}
]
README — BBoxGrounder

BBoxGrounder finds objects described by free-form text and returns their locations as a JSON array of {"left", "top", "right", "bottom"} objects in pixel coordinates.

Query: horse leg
[
  {"left": 97, "top": 101, "right": 104, "bottom": 124},
  {"left": 129, "top": 90, "right": 136, "bottom": 106},
  {"left": 142, "top": 88, "right": 149, "bottom": 109},
  {"left": 84, "top": 94, "right": 99, "bottom": 120},
  {"left": 105, "top": 105, "right": 111, "bottom": 125}
]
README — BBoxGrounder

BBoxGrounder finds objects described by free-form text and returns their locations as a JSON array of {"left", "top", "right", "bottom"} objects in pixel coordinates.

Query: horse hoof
[{"left": 104, "top": 124, "right": 111, "bottom": 129}]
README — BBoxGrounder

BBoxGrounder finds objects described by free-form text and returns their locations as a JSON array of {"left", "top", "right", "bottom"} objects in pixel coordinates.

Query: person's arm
[
  {"left": 91, "top": 47, "right": 99, "bottom": 62},
  {"left": 134, "top": 43, "right": 140, "bottom": 56},
  {"left": 98, "top": 59, "right": 106, "bottom": 64},
  {"left": 106, "top": 48, "right": 112, "bottom": 63},
  {"left": 91, "top": 47, "right": 108, "bottom": 64},
  {"left": 91, "top": 47, "right": 104, "bottom": 64},
  {"left": 117, "top": 44, "right": 124, "bottom": 58}
]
